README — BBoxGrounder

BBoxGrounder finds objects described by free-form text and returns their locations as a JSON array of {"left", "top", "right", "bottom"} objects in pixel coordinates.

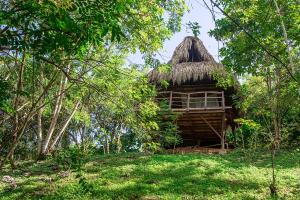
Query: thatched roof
[{"left": 148, "top": 36, "right": 226, "bottom": 85}]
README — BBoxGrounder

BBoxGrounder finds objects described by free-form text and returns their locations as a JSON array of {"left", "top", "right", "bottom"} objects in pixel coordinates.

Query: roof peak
[{"left": 169, "top": 36, "right": 216, "bottom": 65}]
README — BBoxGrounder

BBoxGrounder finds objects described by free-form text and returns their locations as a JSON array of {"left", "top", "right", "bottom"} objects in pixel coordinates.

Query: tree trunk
[
  {"left": 105, "top": 135, "right": 110, "bottom": 154},
  {"left": 273, "top": 0, "right": 294, "bottom": 69},
  {"left": 8, "top": 50, "right": 26, "bottom": 168},
  {"left": 37, "top": 106, "right": 43, "bottom": 155},
  {"left": 116, "top": 133, "right": 121, "bottom": 153},
  {"left": 0, "top": 115, "right": 31, "bottom": 169},
  {"left": 49, "top": 101, "right": 80, "bottom": 151},
  {"left": 36, "top": 72, "right": 44, "bottom": 156},
  {"left": 41, "top": 73, "right": 67, "bottom": 155}
]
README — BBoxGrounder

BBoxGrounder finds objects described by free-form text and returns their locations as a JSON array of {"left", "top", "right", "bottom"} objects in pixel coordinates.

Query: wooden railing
[{"left": 157, "top": 91, "right": 226, "bottom": 111}]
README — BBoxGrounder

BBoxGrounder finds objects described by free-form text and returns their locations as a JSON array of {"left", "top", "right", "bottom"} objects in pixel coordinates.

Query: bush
[{"left": 53, "top": 146, "right": 94, "bottom": 170}]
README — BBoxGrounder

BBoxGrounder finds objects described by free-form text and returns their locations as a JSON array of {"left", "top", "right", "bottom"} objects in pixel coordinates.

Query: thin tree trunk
[
  {"left": 116, "top": 133, "right": 121, "bottom": 153},
  {"left": 37, "top": 73, "right": 44, "bottom": 155},
  {"left": 103, "top": 144, "right": 106, "bottom": 154},
  {"left": 270, "top": 142, "right": 278, "bottom": 197},
  {"left": 41, "top": 73, "right": 68, "bottom": 155},
  {"left": 273, "top": 0, "right": 294, "bottom": 69},
  {"left": 9, "top": 50, "right": 26, "bottom": 168},
  {"left": 49, "top": 101, "right": 80, "bottom": 151},
  {"left": 1, "top": 72, "right": 59, "bottom": 166},
  {"left": 37, "top": 106, "right": 43, "bottom": 155},
  {"left": 273, "top": 66, "right": 282, "bottom": 147},
  {"left": 106, "top": 135, "right": 110, "bottom": 154},
  {"left": 1, "top": 114, "right": 32, "bottom": 169}
]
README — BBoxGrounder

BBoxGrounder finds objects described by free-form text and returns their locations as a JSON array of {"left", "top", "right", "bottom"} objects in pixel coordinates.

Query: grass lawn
[{"left": 0, "top": 149, "right": 299, "bottom": 200}]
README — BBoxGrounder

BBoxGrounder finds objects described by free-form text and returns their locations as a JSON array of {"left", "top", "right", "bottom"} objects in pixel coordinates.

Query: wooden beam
[{"left": 199, "top": 115, "right": 222, "bottom": 139}]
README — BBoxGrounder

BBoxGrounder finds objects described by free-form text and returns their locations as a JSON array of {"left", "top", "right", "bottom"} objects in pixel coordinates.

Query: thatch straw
[
  {"left": 169, "top": 36, "right": 216, "bottom": 65},
  {"left": 149, "top": 36, "right": 226, "bottom": 85},
  {"left": 149, "top": 62, "right": 224, "bottom": 85}
]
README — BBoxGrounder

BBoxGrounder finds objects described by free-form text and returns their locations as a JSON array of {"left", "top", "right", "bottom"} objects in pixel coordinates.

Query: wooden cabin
[{"left": 149, "top": 36, "right": 238, "bottom": 149}]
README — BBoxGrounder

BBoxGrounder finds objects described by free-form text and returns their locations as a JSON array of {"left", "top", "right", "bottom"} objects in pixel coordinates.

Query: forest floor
[{"left": 0, "top": 149, "right": 299, "bottom": 200}]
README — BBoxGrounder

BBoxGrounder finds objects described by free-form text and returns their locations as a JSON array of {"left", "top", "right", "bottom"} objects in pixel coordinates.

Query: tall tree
[
  {"left": 0, "top": 0, "right": 186, "bottom": 166},
  {"left": 209, "top": 0, "right": 300, "bottom": 196},
  {"left": 209, "top": 0, "right": 300, "bottom": 145}
]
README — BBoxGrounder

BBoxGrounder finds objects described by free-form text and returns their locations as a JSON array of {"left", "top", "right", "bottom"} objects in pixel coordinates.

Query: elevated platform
[{"left": 157, "top": 91, "right": 232, "bottom": 148}]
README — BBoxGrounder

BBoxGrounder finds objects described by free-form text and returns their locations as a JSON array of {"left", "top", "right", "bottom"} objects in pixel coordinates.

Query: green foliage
[
  {"left": 234, "top": 118, "right": 261, "bottom": 131},
  {"left": 1, "top": 0, "right": 186, "bottom": 54},
  {"left": 0, "top": 0, "right": 186, "bottom": 162},
  {"left": 156, "top": 101, "right": 182, "bottom": 148},
  {"left": 210, "top": 0, "right": 300, "bottom": 75},
  {"left": 75, "top": 171, "right": 95, "bottom": 195},
  {"left": 0, "top": 78, "right": 13, "bottom": 113},
  {"left": 233, "top": 118, "right": 264, "bottom": 149},
  {"left": 53, "top": 146, "right": 96, "bottom": 195},
  {"left": 234, "top": 76, "right": 300, "bottom": 147},
  {"left": 53, "top": 146, "right": 94, "bottom": 170},
  {"left": 211, "top": 68, "right": 236, "bottom": 90},
  {"left": 209, "top": 0, "right": 300, "bottom": 149},
  {"left": 90, "top": 61, "right": 163, "bottom": 153},
  {"left": 187, "top": 21, "right": 201, "bottom": 37}
]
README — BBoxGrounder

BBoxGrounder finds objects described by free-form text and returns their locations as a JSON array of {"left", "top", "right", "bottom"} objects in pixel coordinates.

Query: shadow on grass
[
  {"left": 0, "top": 171, "right": 66, "bottom": 200},
  {"left": 1, "top": 150, "right": 299, "bottom": 200},
  {"left": 46, "top": 156, "right": 263, "bottom": 200}
]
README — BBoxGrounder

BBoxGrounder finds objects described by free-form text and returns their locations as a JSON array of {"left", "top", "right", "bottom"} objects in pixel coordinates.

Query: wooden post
[
  {"left": 187, "top": 93, "right": 190, "bottom": 111},
  {"left": 221, "top": 91, "right": 225, "bottom": 109},
  {"left": 169, "top": 91, "right": 173, "bottom": 109},
  {"left": 221, "top": 112, "right": 226, "bottom": 149},
  {"left": 204, "top": 92, "right": 207, "bottom": 108}
]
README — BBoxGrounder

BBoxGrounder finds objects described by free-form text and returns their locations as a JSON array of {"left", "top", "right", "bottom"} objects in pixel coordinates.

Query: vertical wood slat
[
  {"left": 221, "top": 91, "right": 225, "bottom": 109},
  {"left": 187, "top": 93, "right": 190, "bottom": 110},
  {"left": 169, "top": 91, "right": 173, "bottom": 109},
  {"left": 204, "top": 92, "right": 207, "bottom": 108}
]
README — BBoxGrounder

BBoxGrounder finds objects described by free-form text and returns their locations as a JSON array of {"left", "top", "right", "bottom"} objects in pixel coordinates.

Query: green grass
[{"left": 0, "top": 149, "right": 299, "bottom": 200}]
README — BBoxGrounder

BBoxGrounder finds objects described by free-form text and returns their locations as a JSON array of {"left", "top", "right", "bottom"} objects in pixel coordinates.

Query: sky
[{"left": 127, "top": 0, "right": 223, "bottom": 65}]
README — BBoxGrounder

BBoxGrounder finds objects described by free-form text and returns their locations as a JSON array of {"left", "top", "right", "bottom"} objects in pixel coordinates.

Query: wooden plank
[
  {"left": 171, "top": 107, "right": 231, "bottom": 112},
  {"left": 169, "top": 91, "right": 172, "bottom": 109},
  {"left": 187, "top": 93, "right": 190, "bottom": 111},
  {"left": 222, "top": 91, "right": 225, "bottom": 109},
  {"left": 173, "top": 110, "right": 226, "bottom": 114},
  {"left": 199, "top": 115, "right": 222, "bottom": 139}
]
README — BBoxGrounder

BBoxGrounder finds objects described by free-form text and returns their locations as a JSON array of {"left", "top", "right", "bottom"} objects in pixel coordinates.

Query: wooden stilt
[{"left": 221, "top": 112, "right": 226, "bottom": 149}]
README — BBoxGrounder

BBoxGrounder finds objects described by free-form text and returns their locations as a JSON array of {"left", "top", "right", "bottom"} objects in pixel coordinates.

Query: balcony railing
[{"left": 157, "top": 91, "right": 226, "bottom": 111}]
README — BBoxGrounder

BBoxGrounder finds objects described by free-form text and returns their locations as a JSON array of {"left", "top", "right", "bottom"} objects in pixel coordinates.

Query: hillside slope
[{"left": 0, "top": 150, "right": 299, "bottom": 200}]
